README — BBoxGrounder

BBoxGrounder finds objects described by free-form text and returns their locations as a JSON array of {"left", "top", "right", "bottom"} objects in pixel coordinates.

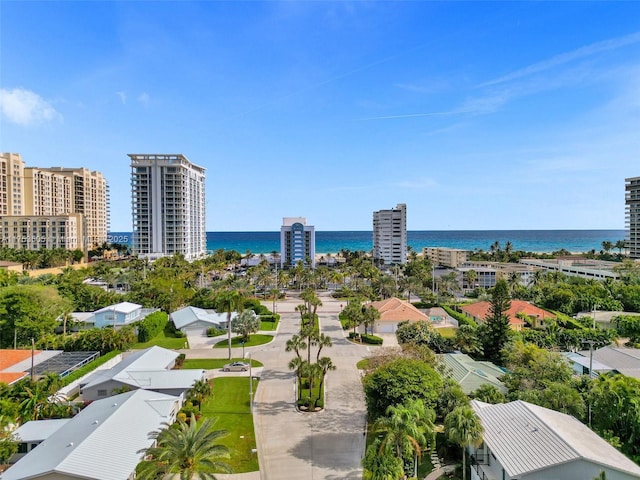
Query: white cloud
[
  {"left": 137, "top": 92, "right": 150, "bottom": 106},
  {"left": 116, "top": 91, "right": 127, "bottom": 104},
  {"left": 0, "top": 88, "right": 62, "bottom": 126},
  {"left": 480, "top": 30, "right": 640, "bottom": 87}
]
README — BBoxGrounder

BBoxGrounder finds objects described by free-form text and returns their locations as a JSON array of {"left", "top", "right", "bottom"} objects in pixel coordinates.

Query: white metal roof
[
  {"left": 170, "top": 306, "right": 232, "bottom": 329},
  {"left": 1, "top": 390, "right": 180, "bottom": 480},
  {"left": 471, "top": 400, "right": 640, "bottom": 478},
  {"left": 119, "top": 369, "right": 204, "bottom": 390},
  {"left": 13, "top": 419, "right": 70, "bottom": 443},
  {"left": 82, "top": 346, "right": 178, "bottom": 390},
  {"left": 95, "top": 301, "right": 141, "bottom": 315}
]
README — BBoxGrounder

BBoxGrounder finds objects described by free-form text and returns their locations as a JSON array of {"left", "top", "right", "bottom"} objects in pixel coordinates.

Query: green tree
[
  {"left": 470, "top": 384, "right": 506, "bottom": 404},
  {"left": 215, "top": 290, "right": 245, "bottom": 360},
  {"left": 453, "top": 324, "right": 483, "bottom": 356},
  {"left": 362, "top": 439, "right": 404, "bottom": 480},
  {"left": 136, "top": 415, "right": 232, "bottom": 480},
  {"left": 480, "top": 279, "right": 511, "bottom": 364},
  {"left": 444, "top": 406, "right": 484, "bottom": 480},
  {"left": 373, "top": 399, "right": 436, "bottom": 478},
  {"left": 363, "top": 358, "right": 443, "bottom": 419},
  {"left": 231, "top": 308, "right": 260, "bottom": 343}
]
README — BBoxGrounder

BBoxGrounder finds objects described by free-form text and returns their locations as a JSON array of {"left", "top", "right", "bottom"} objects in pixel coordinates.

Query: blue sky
[{"left": 1, "top": 1, "right": 639, "bottom": 232}]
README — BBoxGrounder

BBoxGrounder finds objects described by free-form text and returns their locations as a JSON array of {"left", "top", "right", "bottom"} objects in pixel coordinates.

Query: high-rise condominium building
[
  {"left": 0, "top": 154, "right": 108, "bottom": 251},
  {"left": 280, "top": 217, "right": 315, "bottom": 268},
  {"left": 0, "top": 153, "right": 25, "bottom": 216},
  {"left": 626, "top": 176, "right": 640, "bottom": 259},
  {"left": 373, "top": 203, "right": 407, "bottom": 265},
  {"left": 130, "top": 154, "right": 206, "bottom": 261}
]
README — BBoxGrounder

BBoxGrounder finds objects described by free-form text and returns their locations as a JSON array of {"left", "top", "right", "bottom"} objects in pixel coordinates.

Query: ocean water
[{"left": 108, "top": 230, "right": 626, "bottom": 255}]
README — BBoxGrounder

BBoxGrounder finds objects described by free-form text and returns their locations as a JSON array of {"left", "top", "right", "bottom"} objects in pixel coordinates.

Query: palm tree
[
  {"left": 463, "top": 269, "right": 478, "bottom": 291},
  {"left": 216, "top": 290, "right": 244, "bottom": 360},
  {"left": 285, "top": 334, "right": 307, "bottom": 361},
  {"left": 374, "top": 399, "right": 435, "bottom": 478},
  {"left": 317, "top": 356, "right": 336, "bottom": 402},
  {"left": 189, "top": 379, "right": 212, "bottom": 412},
  {"left": 137, "top": 415, "right": 231, "bottom": 480},
  {"left": 444, "top": 406, "right": 484, "bottom": 480},
  {"left": 288, "top": 357, "right": 306, "bottom": 397},
  {"left": 315, "top": 333, "right": 333, "bottom": 362},
  {"left": 362, "top": 305, "right": 381, "bottom": 335}
]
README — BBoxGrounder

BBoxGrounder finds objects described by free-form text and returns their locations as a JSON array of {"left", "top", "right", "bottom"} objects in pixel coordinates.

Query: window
[{"left": 97, "top": 389, "right": 107, "bottom": 397}]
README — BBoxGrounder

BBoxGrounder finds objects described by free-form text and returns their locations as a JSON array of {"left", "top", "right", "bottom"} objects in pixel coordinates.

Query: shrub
[
  {"left": 348, "top": 332, "right": 383, "bottom": 345},
  {"left": 136, "top": 311, "right": 168, "bottom": 342},
  {"left": 175, "top": 353, "right": 186, "bottom": 368},
  {"left": 259, "top": 314, "right": 280, "bottom": 322},
  {"left": 441, "top": 304, "right": 477, "bottom": 329},
  {"left": 206, "top": 327, "right": 226, "bottom": 337},
  {"left": 59, "top": 350, "right": 121, "bottom": 387}
]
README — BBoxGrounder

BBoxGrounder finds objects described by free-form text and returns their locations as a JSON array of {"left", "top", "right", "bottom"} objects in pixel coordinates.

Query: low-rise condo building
[{"left": 424, "top": 247, "right": 470, "bottom": 268}]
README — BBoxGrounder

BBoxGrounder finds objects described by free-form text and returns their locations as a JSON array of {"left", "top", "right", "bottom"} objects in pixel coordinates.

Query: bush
[
  {"left": 136, "top": 311, "right": 168, "bottom": 342},
  {"left": 348, "top": 332, "right": 383, "bottom": 345},
  {"left": 59, "top": 350, "right": 121, "bottom": 387},
  {"left": 412, "top": 301, "right": 437, "bottom": 309},
  {"left": 175, "top": 353, "right": 186, "bottom": 368},
  {"left": 259, "top": 314, "right": 280, "bottom": 322},
  {"left": 206, "top": 327, "right": 225, "bottom": 337},
  {"left": 441, "top": 304, "right": 477, "bottom": 329}
]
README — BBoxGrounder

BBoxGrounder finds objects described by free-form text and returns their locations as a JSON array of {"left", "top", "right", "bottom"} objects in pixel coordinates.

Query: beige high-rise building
[
  {"left": 45, "top": 167, "right": 108, "bottom": 248},
  {"left": 0, "top": 214, "right": 84, "bottom": 250},
  {"left": 0, "top": 153, "right": 25, "bottom": 216},
  {"left": 0, "top": 154, "right": 108, "bottom": 251}
]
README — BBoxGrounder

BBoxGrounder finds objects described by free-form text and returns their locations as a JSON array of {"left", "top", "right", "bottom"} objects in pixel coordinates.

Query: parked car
[{"left": 223, "top": 361, "right": 250, "bottom": 372}]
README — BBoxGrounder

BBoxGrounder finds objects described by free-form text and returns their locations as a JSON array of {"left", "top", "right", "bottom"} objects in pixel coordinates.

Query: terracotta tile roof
[
  {"left": 0, "top": 372, "right": 27, "bottom": 385},
  {"left": 460, "top": 300, "right": 555, "bottom": 327},
  {"left": 0, "top": 349, "right": 40, "bottom": 370},
  {"left": 370, "top": 297, "right": 430, "bottom": 322}
]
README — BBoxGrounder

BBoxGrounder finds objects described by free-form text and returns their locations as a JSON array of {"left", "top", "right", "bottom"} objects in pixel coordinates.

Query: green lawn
[
  {"left": 200, "top": 377, "right": 259, "bottom": 473},
  {"left": 260, "top": 319, "right": 279, "bottom": 331},
  {"left": 182, "top": 358, "right": 264, "bottom": 369},
  {"left": 213, "top": 334, "right": 273, "bottom": 348},
  {"left": 132, "top": 329, "right": 188, "bottom": 350},
  {"left": 436, "top": 327, "right": 457, "bottom": 338},
  {"left": 356, "top": 358, "right": 371, "bottom": 370}
]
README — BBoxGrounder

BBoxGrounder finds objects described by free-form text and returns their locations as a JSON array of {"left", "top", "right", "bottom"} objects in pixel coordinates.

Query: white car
[{"left": 223, "top": 361, "right": 250, "bottom": 372}]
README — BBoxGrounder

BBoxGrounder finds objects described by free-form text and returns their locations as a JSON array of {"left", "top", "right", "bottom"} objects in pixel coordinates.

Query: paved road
[{"left": 181, "top": 293, "right": 371, "bottom": 480}]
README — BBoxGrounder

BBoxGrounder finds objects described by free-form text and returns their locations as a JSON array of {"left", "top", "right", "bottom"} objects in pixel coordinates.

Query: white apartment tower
[
  {"left": 280, "top": 217, "right": 315, "bottom": 268},
  {"left": 130, "top": 154, "right": 206, "bottom": 261},
  {"left": 626, "top": 176, "right": 640, "bottom": 259},
  {"left": 373, "top": 203, "right": 407, "bottom": 265}
]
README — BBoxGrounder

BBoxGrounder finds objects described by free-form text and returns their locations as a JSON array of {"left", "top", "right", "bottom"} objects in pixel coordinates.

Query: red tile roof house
[
  {"left": 0, "top": 349, "right": 38, "bottom": 385},
  {"left": 369, "top": 297, "right": 431, "bottom": 333},
  {"left": 460, "top": 300, "right": 556, "bottom": 331}
]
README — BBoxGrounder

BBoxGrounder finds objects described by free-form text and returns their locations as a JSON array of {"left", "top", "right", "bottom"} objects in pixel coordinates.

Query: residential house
[
  {"left": 369, "top": 297, "right": 431, "bottom": 333},
  {"left": 469, "top": 400, "right": 640, "bottom": 480},
  {"left": 440, "top": 353, "right": 507, "bottom": 395},
  {"left": 1, "top": 390, "right": 181, "bottom": 480},
  {"left": 93, "top": 302, "right": 145, "bottom": 328},
  {"left": 170, "top": 306, "right": 233, "bottom": 335},
  {"left": 10, "top": 419, "right": 70, "bottom": 463},
  {"left": 460, "top": 300, "right": 556, "bottom": 331},
  {"left": 568, "top": 346, "right": 640, "bottom": 380},
  {"left": 80, "top": 346, "right": 204, "bottom": 401}
]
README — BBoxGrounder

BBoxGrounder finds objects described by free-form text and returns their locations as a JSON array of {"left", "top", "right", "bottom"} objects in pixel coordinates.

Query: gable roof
[
  {"left": 440, "top": 353, "right": 507, "bottom": 394},
  {"left": 81, "top": 346, "right": 179, "bottom": 390},
  {"left": 14, "top": 419, "right": 71, "bottom": 443},
  {"left": 170, "top": 306, "right": 232, "bottom": 329},
  {"left": 460, "top": 300, "right": 555, "bottom": 327},
  {"left": 576, "top": 346, "right": 640, "bottom": 380},
  {"left": 369, "top": 297, "right": 430, "bottom": 322},
  {"left": 471, "top": 400, "right": 640, "bottom": 478},
  {"left": 2, "top": 390, "right": 179, "bottom": 480},
  {"left": 95, "top": 301, "right": 142, "bottom": 315}
]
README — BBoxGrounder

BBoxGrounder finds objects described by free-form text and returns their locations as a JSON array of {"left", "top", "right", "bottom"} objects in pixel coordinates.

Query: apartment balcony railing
[{"left": 470, "top": 454, "right": 493, "bottom": 480}]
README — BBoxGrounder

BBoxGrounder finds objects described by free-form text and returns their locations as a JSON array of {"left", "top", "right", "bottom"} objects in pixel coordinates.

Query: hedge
[
  {"left": 348, "top": 332, "right": 383, "bottom": 345},
  {"left": 136, "top": 311, "right": 168, "bottom": 342},
  {"left": 259, "top": 314, "right": 280, "bottom": 322},
  {"left": 551, "top": 310, "right": 587, "bottom": 330},
  {"left": 441, "top": 304, "right": 478, "bottom": 329},
  {"left": 206, "top": 327, "right": 226, "bottom": 337},
  {"left": 59, "top": 350, "right": 121, "bottom": 387}
]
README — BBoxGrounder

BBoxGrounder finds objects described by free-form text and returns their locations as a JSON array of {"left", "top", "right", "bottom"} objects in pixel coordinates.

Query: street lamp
[{"left": 248, "top": 352, "right": 253, "bottom": 413}]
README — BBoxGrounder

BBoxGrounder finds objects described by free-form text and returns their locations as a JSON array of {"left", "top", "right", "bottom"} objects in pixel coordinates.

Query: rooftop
[
  {"left": 471, "top": 399, "right": 640, "bottom": 478},
  {"left": 370, "top": 297, "right": 430, "bottom": 322}
]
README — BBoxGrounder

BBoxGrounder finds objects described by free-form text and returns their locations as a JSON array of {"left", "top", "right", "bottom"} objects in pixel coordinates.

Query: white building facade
[
  {"left": 130, "top": 154, "right": 206, "bottom": 261},
  {"left": 373, "top": 203, "right": 407, "bottom": 265},
  {"left": 626, "top": 176, "right": 640, "bottom": 259},
  {"left": 280, "top": 217, "right": 315, "bottom": 268}
]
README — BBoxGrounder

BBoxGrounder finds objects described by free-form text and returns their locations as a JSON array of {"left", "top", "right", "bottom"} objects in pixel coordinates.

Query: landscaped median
[{"left": 213, "top": 334, "right": 274, "bottom": 348}]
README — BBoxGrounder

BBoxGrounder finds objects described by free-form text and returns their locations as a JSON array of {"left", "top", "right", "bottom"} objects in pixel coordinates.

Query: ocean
[{"left": 107, "top": 230, "right": 627, "bottom": 255}]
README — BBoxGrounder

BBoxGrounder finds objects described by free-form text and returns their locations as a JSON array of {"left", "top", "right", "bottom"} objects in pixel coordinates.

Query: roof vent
[
  {"left": 93, "top": 420, "right": 99, "bottom": 425},
  {"left": 67, "top": 442, "right": 74, "bottom": 447},
  {"left": 112, "top": 403, "right": 118, "bottom": 407}
]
